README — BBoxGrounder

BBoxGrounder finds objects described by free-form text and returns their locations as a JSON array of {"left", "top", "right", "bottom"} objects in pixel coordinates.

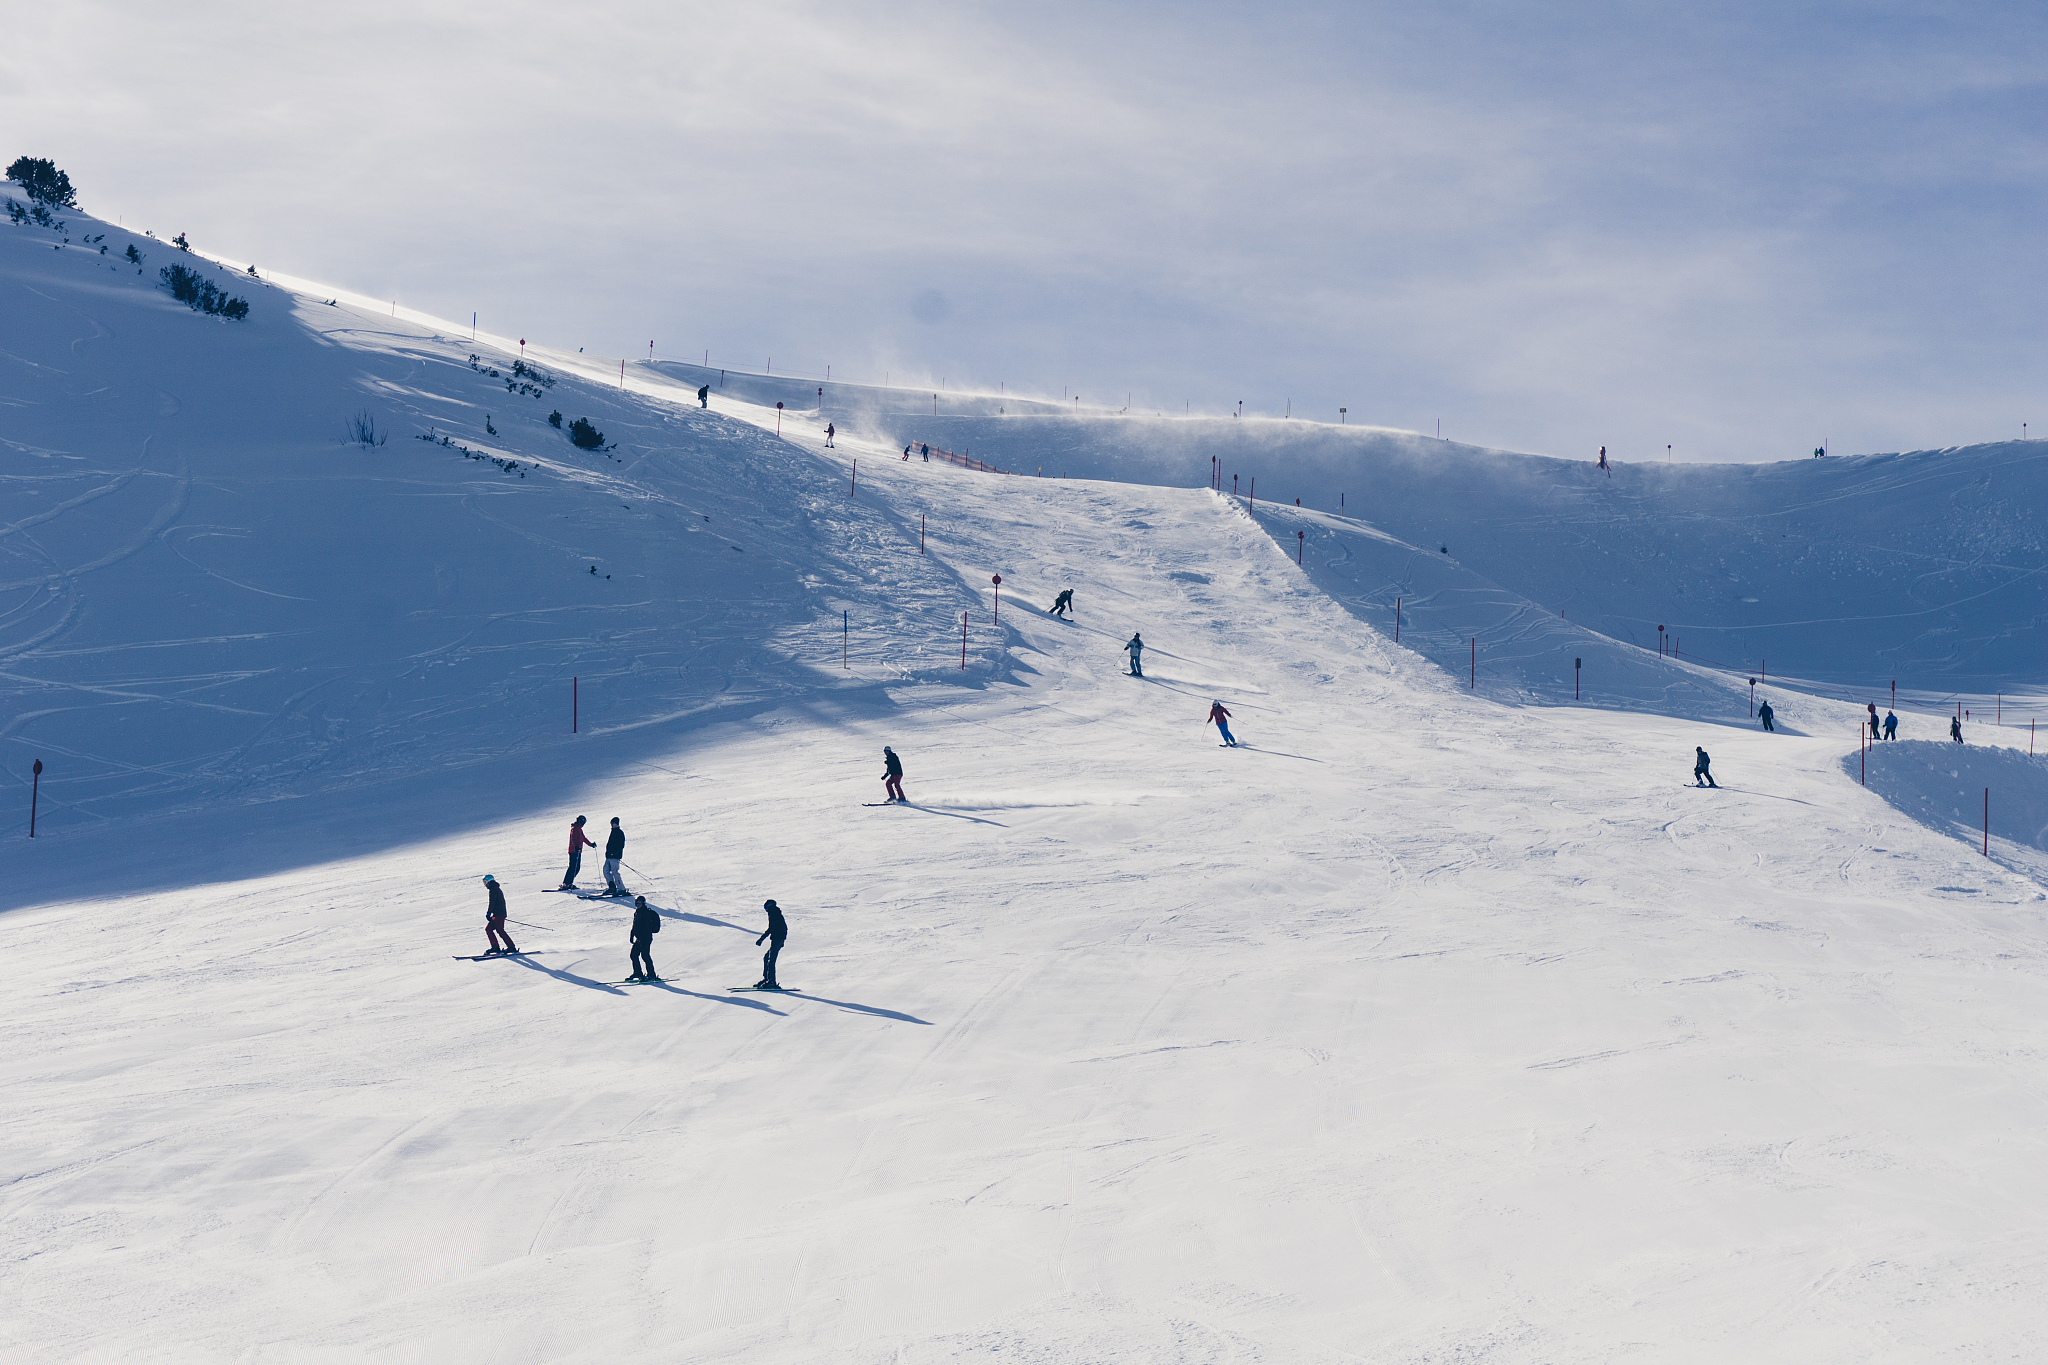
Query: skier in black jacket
[
  {"left": 1758, "top": 701, "right": 1775, "bottom": 732},
  {"left": 1694, "top": 746, "right": 1718, "bottom": 788},
  {"left": 883, "top": 746, "right": 905, "bottom": 803},
  {"left": 756, "top": 899, "right": 787, "bottom": 990},
  {"left": 603, "top": 817, "right": 627, "bottom": 895},
  {"left": 483, "top": 875, "right": 517, "bottom": 955},
  {"left": 697, "top": 384, "right": 709, "bottom": 408},
  {"left": 629, "top": 895, "right": 661, "bottom": 981}
]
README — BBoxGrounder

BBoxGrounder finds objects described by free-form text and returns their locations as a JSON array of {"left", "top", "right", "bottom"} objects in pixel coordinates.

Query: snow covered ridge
[{"left": 0, "top": 193, "right": 979, "bottom": 838}]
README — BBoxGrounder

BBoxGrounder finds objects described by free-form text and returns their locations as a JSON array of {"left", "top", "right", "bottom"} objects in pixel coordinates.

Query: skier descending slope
[
  {"left": 628, "top": 895, "right": 661, "bottom": 982},
  {"left": 1125, "top": 632, "right": 1145, "bottom": 677},
  {"left": 562, "top": 815, "right": 595, "bottom": 889},
  {"left": 755, "top": 899, "right": 788, "bottom": 990},
  {"left": 1051, "top": 588, "right": 1074, "bottom": 619},
  {"left": 1208, "top": 699, "right": 1238, "bottom": 747},
  {"left": 1758, "top": 700, "right": 1776, "bottom": 732},
  {"left": 483, "top": 876, "right": 518, "bottom": 955},
  {"left": 603, "top": 818, "right": 628, "bottom": 896},
  {"left": 882, "top": 746, "right": 906, "bottom": 804},
  {"left": 1694, "top": 747, "right": 1719, "bottom": 788},
  {"left": 824, "top": 423, "right": 836, "bottom": 448}
]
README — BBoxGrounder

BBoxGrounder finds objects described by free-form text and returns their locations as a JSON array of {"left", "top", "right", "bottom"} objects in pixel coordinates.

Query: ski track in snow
[{"left": 5, "top": 200, "right": 2048, "bottom": 1364}]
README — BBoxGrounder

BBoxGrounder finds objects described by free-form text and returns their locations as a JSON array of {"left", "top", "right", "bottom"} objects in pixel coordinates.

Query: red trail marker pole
[
  {"left": 1575, "top": 657, "right": 1581, "bottom": 700},
  {"left": 28, "top": 758, "right": 41, "bottom": 837},
  {"left": 960, "top": 611, "right": 968, "bottom": 670},
  {"left": 573, "top": 677, "right": 578, "bottom": 733},
  {"left": 842, "top": 611, "right": 849, "bottom": 670}
]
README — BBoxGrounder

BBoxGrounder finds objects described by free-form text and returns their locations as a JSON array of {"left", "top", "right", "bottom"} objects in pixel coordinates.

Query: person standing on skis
[
  {"left": 1694, "top": 746, "right": 1719, "bottom": 788},
  {"left": 882, "top": 746, "right": 906, "bottom": 803},
  {"left": 1884, "top": 710, "right": 1898, "bottom": 740},
  {"left": 1952, "top": 716, "right": 1964, "bottom": 743},
  {"left": 482, "top": 875, "right": 518, "bottom": 956},
  {"left": 697, "top": 384, "right": 710, "bottom": 408},
  {"left": 1051, "top": 588, "right": 1074, "bottom": 619},
  {"left": 755, "top": 899, "right": 788, "bottom": 990},
  {"left": 629, "top": 895, "right": 660, "bottom": 982},
  {"left": 1125, "top": 632, "right": 1145, "bottom": 677},
  {"left": 562, "top": 815, "right": 596, "bottom": 889},
  {"left": 1208, "top": 699, "right": 1238, "bottom": 746},
  {"left": 603, "top": 817, "right": 627, "bottom": 895},
  {"left": 825, "top": 423, "right": 836, "bottom": 448},
  {"left": 1758, "top": 700, "right": 1775, "bottom": 732},
  {"left": 1867, "top": 702, "right": 1880, "bottom": 742}
]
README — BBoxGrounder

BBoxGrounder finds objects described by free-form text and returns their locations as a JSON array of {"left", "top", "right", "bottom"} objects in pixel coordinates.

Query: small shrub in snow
[
  {"left": 159, "top": 264, "right": 250, "bottom": 320},
  {"left": 125, "top": 244, "right": 142, "bottom": 264},
  {"left": 548, "top": 410, "right": 562, "bottom": 428},
  {"left": 344, "top": 411, "right": 387, "bottom": 447},
  {"left": 567, "top": 418, "right": 605, "bottom": 450},
  {"left": 6, "top": 157, "right": 76, "bottom": 208},
  {"left": 173, "top": 232, "right": 191, "bottom": 252}
]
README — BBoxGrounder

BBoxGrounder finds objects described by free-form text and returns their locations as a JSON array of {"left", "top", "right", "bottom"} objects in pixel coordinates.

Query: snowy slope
[{"left": 7, "top": 194, "right": 2048, "bottom": 1364}]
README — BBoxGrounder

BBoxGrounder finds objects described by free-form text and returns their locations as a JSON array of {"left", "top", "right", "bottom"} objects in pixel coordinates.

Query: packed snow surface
[{"left": 7, "top": 192, "right": 2048, "bottom": 1363}]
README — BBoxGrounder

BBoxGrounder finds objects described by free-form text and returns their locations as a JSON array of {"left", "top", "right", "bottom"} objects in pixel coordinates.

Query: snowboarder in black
[
  {"left": 1951, "top": 716, "right": 1964, "bottom": 743},
  {"left": 1758, "top": 700, "right": 1775, "bottom": 732},
  {"left": 1125, "top": 632, "right": 1145, "bottom": 677},
  {"left": 629, "top": 894, "right": 660, "bottom": 981},
  {"left": 697, "top": 384, "right": 709, "bottom": 408},
  {"left": 1884, "top": 710, "right": 1897, "bottom": 740},
  {"left": 755, "top": 899, "right": 787, "bottom": 989},
  {"left": 1694, "top": 746, "right": 1718, "bottom": 788},
  {"left": 603, "top": 817, "right": 627, "bottom": 895},
  {"left": 883, "top": 746, "right": 905, "bottom": 803},
  {"left": 482, "top": 875, "right": 518, "bottom": 955},
  {"left": 1051, "top": 588, "right": 1074, "bottom": 619}
]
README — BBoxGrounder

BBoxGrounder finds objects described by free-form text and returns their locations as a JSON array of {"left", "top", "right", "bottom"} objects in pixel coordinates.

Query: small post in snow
[
  {"left": 960, "top": 610, "right": 968, "bottom": 670},
  {"left": 843, "top": 611, "right": 848, "bottom": 670},
  {"left": 1297, "top": 529, "right": 1304, "bottom": 564},
  {"left": 519, "top": 338, "right": 525, "bottom": 360},
  {"left": 1394, "top": 597, "right": 1401, "bottom": 643},
  {"left": 850, "top": 460, "right": 857, "bottom": 498},
  {"left": 992, "top": 574, "right": 1002, "bottom": 623},
  {"left": 1860, "top": 726, "right": 1865, "bottom": 785},
  {"left": 28, "top": 758, "right": 41, "bottom": 837},
  {"left": 1470, "top": 637, "right": 1475, "bottom": 689},
  {"left": 1249, "top": 478, "right": 1255, "bottom": 513},
  {"left": 920, "top": 513, "right": 926, "bottom": 555},
  {"left": 1576, "top": 657, "right": 1582, "bottom": 700},
  {"left": 619, "top": 360, "right": 625, "bottom": 389},
  {"left": 1985, "top": 789, "right": 1990, "bottom": 856},
  {"left": 573, "top": 677, "right": 578, "bottom": 734},
  {"left": 1748, "top": 677, "right": 1756, "bottom": 715},
  {"left": 775, "top": 402, "right": 784, "bottom": 435}
]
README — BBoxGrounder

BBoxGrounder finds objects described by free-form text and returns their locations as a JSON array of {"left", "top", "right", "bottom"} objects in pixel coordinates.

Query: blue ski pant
[
  {"left": 563, "top": 849, "right": 582, "bottom": 886},
  {"left": 1217, "top": 721, "right": 1236, "bottom": 745}
]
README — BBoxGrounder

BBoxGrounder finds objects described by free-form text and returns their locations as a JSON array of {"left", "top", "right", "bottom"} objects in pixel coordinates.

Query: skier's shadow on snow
[
  {"left": 640, "top": 980, "right": 787, "bottom": 1013},
  {"left": 781, "top": 992, "right": 932, "bottom": 1024},
  {"left": 507, "top": 956, "right": 628, "bottom": 995},
  {"left": 900, "top": 804, "right": 1009, "bottom": 827},
  {"left": 662, "top": 909, "right": 752, "bottom": 932}
]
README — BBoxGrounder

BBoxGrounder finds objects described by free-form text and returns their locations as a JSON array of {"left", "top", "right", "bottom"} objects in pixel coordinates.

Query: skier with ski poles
[
  {"left": 1694, "top": 746, "right": 1719, "bottom": 788},
  {"left": 1125, "top": 632, "right": 1145, "bottom": 677},
  {"left": 824, "top": 423, "right": 836, "bottom": 448},
  {"left": 628, "top": 895, "right": 661, "bottom": 982},
  {"left": 482, "top": 875, "right": 518, "bottom": 955},
  {"left": 603, "top": 817, "right": 628, "bottom": 896},
  {"left": 561, "top": 815, "right": 596, "bottom": 890},
  {"left": 882, "top": 746, "right": 906, "bottom": 803},
  {"left": 1208, "top": 699, "right": 1238, "bottom": 747},
  {"left": 754, "top": 899, "right": 787, "bottom": 990},
  {"left": 1051, "top": 588, "right": 1074, "bottom": 619}
]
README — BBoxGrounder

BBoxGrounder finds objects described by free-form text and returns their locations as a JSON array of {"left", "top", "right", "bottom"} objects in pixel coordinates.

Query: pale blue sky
[{"left": 6, "top": 0, "right": 2044, "bottom": 460}]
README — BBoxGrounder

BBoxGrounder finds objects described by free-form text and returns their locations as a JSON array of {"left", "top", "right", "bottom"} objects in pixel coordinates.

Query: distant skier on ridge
[
  {"left": 1884, "top": 710, "right": 1897, "bottom": 740},
  {"left": 603, "top": 817, "right": 627, "bottom": 896},
  {"left": 629, "top": 895, "right": 660, "bottom": 982},
  {"left": 882, "top": 746, "right": 906, "bottom": 803},
  {"left": 697, "top": 384, "right": 709, "bottom": 408},
  {"left": 482, "top": 875, "right": 518, "bottom": 955},
  {"left": 1125, "top": 632, "right": 1145, "bottom": 677},
  {"left": 1951, "top": 715, "right": 1964, "bottom": 743},
  {"left": 1051, "top": 588, "right": 1074, "bottom": 619},
  {"left": 562, "top": 815, "right": 596, "bottom": 890},
  {"left": 1208, "top": 699, "right": 1238, "bottom": 747},
  {"left": 1693, "top": 746, "right": 1719, "bottom": 788}
]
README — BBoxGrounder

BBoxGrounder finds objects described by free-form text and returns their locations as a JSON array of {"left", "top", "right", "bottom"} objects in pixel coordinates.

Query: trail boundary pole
[
  {"left": 960, "top": 611, "right": 967, "bottom": 670},
  {"left": 1297, "top": 529, "right": 1304, "bottom": 564},
  {"left": 29, "top": 758, "right": 41, "bottom": 837},
  {"left": 1395, "top": 598, "right": 1400, "bottom": 643},
  {"left": 1575, "top": 657, "right": 1581, "bottom": 700},
  {"left": 1470, "top": 638, "right": 1475, "bottom": 689},
  {"left": 842, "top": 611, "right": 848, "bottom": 669},
  {"left": 850, "top": 460, "right": 857, "bottom": 497},
  {"left": 573, "top": 678, "right": 578, "bottom": 733},
  {"left": 1985, "top": 789, "right": 1990, "bottom": 856},
  {"left": 992, "top": 574, "right": 1002, "bottom": 622},
  {"left": 920, "top": 514, "right": 926, "bottom": 554}
]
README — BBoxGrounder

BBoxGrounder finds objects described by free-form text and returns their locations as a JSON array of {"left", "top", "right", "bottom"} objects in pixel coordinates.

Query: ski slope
[{"left": 8, "top": 190, "right": 2048, "bottom": 1363}]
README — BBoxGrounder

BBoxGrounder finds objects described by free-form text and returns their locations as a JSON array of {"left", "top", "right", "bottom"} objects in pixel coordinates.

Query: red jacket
[
  {"left": 569, "top": 822, "right": 596, "bottom": 854},
  {"left": 1208, "top": 703, "right": 1231, "bottom": 724}
]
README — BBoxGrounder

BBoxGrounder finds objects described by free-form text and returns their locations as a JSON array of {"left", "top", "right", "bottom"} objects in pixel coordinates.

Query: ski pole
[{"left": 507, "top": 920, "right": 556, "bottom": 931}]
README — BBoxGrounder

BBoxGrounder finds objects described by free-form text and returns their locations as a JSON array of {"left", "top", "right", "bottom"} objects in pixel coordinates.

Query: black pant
[
  {"left": 630, "top": 934, "right": 654, "bottom": 978},
  {"left": 1696, "top": 769, "right": 1718, "bottom": 787},
  {"left": 1761, "top": 716, "right": 1774, "bottom": 731},
  {"left": 760, "top": 939, "right": 784, "bottom": 986}
]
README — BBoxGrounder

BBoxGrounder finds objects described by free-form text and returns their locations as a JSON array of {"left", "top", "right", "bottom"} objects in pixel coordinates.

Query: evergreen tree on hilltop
[{"left": 6, "top": 157, "right": 77, "bottom": 208}]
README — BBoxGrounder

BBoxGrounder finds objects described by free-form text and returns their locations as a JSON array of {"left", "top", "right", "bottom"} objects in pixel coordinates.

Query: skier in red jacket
[
  {"left": 1208, "top": 700, "right": 1238, "bottom": 747},
  {"left": 562, "top": 815, "right": 597, "bottom": 889}
]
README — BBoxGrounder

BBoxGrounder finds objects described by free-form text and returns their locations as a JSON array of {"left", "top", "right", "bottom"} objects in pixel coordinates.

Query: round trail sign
[{"left": 992, "top": 574, "right": 1002, "bottom": 586}]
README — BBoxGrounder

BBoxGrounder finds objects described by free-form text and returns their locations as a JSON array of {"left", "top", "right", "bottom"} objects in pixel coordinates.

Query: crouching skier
[{"left": 1694, "top": 746, "right": 1719, "bottom": 788}]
